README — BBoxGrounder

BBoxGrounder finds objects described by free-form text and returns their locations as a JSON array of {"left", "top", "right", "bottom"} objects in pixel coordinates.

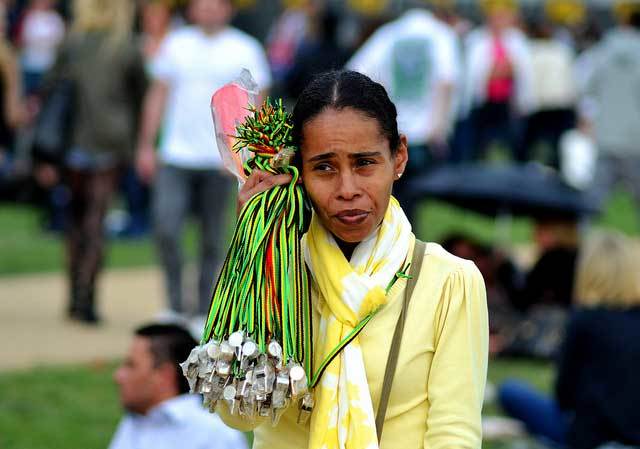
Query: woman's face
[
  {"left": 142, "top": 3, "right": 171, "bottom": 37},
  {"left": 188, "top": 0, "right": 231, "bottom": 31},
  {"left": 301, "top": 107, "right": 408, "bottom": 244}
]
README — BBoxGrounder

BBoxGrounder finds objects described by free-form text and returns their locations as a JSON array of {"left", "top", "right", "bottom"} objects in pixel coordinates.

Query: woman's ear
[{"left": 394, "top": 134, "right": 409, "bottom": 179}]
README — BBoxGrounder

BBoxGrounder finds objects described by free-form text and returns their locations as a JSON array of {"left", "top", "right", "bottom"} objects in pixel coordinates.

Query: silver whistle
[
  {"left": 267, "top": 340, "right": 283, "bottom": 368},
  {"left": 254, "top": 356, "right": 275, "bottom": 395},
  {"left": 216, "top": 360, "right": 231, "bottom": 377},
  {"left": 184, "top": 364, "right": 198, "bottom": 392},
  {"left": 219, "top": 341, "right": 235, "bottom": 363},
  {"left": 240, "top": 340, "right": 258, "bottom": 371},
  {"left": 206, "top": 341, "right": 221, "bottom": 360},
  {"left": 208, "top": 374, "right": 227, "bottom": 401},
  {"left": 289, "top": 364, "right": 308, "bottom": 398},
  {"left": 271, "top": 401, "right": 288, "bottom": 426},
  {"left": 297, "top": 392, "right": 314, "bottom": 425},
  {"left": 258, "top": 396, "right": 272, "bottom": 417},
  {"left": 243, "top": 390, "right": 257, "bottom": 419},
  {"left": 228, "top": 331, "right": 245, "bottom": 359},
  {"left": 223, "top": 384, "right": 238, "bottom": 414},
  {"left": 238, "top": 376, "right": 251, "bottom": 399},
  {"left": 272, "top": 369, "right": 290, "bottom": 409}
]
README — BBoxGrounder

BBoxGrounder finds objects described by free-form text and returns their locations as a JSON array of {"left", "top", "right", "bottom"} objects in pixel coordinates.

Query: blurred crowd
[
  {"left": 0, "top": 0, "right": 639, "bottom": 447},
  {"left": 0, "top": 0, "right": 638, "bottom": 337},
  {"left": 0, "top": 0, "right": 637, "bottom": 326}
]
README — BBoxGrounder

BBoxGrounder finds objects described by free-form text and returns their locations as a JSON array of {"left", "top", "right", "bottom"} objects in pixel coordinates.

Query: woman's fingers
[
  {"left": 237, "top": 171, "right": 293, "bottom": 213},
  {"left": 244, "top": 170, "right": 269, "bottom": 189},
  {"left": 255, "top": 173, "right": 292, "bottom": 190}
]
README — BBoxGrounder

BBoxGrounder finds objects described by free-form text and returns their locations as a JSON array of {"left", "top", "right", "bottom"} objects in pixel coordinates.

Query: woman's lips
[{"left": 334, "top": 209, "right": 370, "bottom": 225}]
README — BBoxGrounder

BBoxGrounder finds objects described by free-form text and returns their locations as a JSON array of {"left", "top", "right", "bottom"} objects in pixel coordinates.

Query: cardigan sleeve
[{"left": 424, "top": 261, "right": 489, "bottom": 449}]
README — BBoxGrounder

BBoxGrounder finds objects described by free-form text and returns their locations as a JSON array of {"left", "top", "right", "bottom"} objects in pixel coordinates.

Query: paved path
[
  {"left": 0, "top": 244, "right": 539, "bottom": 373},
  {"left": 0, "top": 267, "right": 166, "bottom": 372}
]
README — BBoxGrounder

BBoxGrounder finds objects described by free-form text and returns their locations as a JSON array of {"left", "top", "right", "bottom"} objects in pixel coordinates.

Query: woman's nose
[{"left": 336, "top": 171, "right": 361, "bottom": 201}]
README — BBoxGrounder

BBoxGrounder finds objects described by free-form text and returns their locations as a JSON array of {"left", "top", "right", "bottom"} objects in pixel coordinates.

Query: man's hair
[
  {"left": 135, "top": 323, "right": 197, "bottom": 394},
  {"left": 630, "top": 10, "right": 640, "bottom": 30}
]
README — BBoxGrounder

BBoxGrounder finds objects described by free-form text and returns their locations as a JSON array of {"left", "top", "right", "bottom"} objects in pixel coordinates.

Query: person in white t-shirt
[
  {"left": 522, "top": 18, "right": 577, "bottom": 167},
  {"left": 109, "top": 323, "right": 248, "bottom": 449},
  {"left": 347, "top": 6, "right": 459, "bottom": 226},
  {"left": 18, "top": 0, "right": 65, "bottom": 95},
  {"left": 136, "top": 0, "right": 271, "bottom": 321}
]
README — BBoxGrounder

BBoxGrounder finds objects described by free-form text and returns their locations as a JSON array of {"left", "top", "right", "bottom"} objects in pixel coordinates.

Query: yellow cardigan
[{"left": 218, "top": 242, "right": 489, "bottom": 449}]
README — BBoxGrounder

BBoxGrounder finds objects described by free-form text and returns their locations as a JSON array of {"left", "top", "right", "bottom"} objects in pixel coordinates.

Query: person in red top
[
  {"left": 487, "top": 34, "right": 515, "bottom": 103},
  {"left": 463, "top": 0, "right": 533, "bottom": 162}
]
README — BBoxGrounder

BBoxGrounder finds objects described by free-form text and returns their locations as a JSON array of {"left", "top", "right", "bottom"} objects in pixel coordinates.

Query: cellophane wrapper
[{"left": 210, "top": 69, "right": 258, "bottom": 185}]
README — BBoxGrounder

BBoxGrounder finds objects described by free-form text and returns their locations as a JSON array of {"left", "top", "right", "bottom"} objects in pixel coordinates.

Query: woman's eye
[
  {"left": 313, "top": 163, "right": 334, "bottom": 172},
  {"left": 356, "top": 158, "right": 376, "bottom": 167}
]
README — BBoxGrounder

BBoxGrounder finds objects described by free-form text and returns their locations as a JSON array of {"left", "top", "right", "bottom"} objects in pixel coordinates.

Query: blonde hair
[
  {"left": 574, "top": 230, "right": 640, "bottom": 308},
  {"left": 72, "top": 0, "right": 134, "bottom": 46},
  {"left": 545, "top": 0, "right": 586, "bottom": 26},
  {"left": 614, "top": 0, "right": 640, "bottom": 23},
  {"left": 480, "top": 0, "right": 517, "bottom": 13}
]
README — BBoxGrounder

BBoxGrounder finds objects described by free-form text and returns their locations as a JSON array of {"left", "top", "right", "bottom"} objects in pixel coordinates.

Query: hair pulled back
[{"left": 292, "top": 70, "right": 400, "bottom": 153}]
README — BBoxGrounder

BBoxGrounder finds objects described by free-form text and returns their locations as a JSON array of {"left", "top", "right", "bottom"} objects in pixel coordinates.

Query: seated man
[{"left": 109, "top": 323, "right": 248, "bottom": 449}]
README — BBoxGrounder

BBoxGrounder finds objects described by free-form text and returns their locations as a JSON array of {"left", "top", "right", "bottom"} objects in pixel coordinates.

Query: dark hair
[
  {"left": 630, "top": 11, "right": 640, "bottom": 30},
  {"left": 292, "top": 70, "right": 400, "bottom": 154},
  {"left": 135, "top": 323, "right": 197, "bottom": 394}
]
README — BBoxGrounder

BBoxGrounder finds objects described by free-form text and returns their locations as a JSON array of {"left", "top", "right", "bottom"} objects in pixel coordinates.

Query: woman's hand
[
  {"left": 237, "top": 170, "right": 293, "bottom": 214},
  {"left": 34, "top": 163, "right": 59, "bottom": 188},
  {"left": 136, "top": 143, "right": 157, "bottom": 184}
]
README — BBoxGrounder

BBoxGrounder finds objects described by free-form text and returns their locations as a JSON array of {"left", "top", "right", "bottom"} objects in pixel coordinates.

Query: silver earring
[{"left": 396, "top": 172, "right": 403, "bottom": 179}]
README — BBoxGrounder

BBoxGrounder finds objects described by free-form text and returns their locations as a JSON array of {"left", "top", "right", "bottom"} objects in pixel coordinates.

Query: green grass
[
  {"left": 416, "top": 188, "right": 639, "bottom": 246},
  {"left": 0, "top": 361, "right": 252, "bottom": 449},
  {"left": 0, "top": 362, "right": 121, "bottom": 449},
  {"left": 488, "top": 358, "right": 553, "bottom": 393},
  {"left": 0, "top": 188, "right": 637, "bottom": 276},
  {"left": 484, "top": 358, "right": 554, "bottom": 418},
  {"left": 0, "top": 204, "right": 213, "bottom": 275},
  {"left": 417, "top": 200, "right": 533, "bottom": 245},
  {"left": 0, "top": 358, "right": 551, "bottom": 449}
]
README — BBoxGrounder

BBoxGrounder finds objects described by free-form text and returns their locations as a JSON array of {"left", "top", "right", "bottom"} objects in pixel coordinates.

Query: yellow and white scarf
[{"left": 302, "top": 197, "right": 414, "bottom": 449}]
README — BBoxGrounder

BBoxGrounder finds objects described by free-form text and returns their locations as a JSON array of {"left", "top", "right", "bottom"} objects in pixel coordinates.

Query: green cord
[{"left": 202, "top": 98, "right": 313, "bottom": 377}]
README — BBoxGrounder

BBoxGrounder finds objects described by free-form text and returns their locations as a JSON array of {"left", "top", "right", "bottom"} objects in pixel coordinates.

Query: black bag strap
[{"left": 375, "top": 239, "right": 426, "bottom": 443}]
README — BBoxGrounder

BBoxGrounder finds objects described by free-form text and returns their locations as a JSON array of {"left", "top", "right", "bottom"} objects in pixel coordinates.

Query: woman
[
  {"left": 499, "top": 231, "right": 640, "bottom": 449},
  {"left": 47, "top": 0, "right": 147, "bottom": 322},
  {"left": 17, "top": 0, "right": 66, "bottom": 96},
  {"left": 493, "top": 218, "right": 579, "bottom": 359},
  {"left": 221, "top": 71, "right": 488, "bottom": 449},
  {"left": 140, "top": 0, "right": 173, "bottom": 63},
  {"left": 0, "top": 20, "right": 26, "bottom": 156},
  {"left": 111, "top": 0, "right": 173, "bottom": 239},
  {"left": 0, "top": 3, "right": 27, "bottom": 195},
  {"left": 463, "top": 0, "right": 533, "bottom": 162}
]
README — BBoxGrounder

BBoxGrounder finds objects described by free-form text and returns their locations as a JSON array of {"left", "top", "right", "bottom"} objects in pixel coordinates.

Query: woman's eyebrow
[
  {"left": 307, "top": 151, "right": 382, "bottom": 163},
  {"left": 349, "top": 151, "right": 382, "bottom": 158},
  {"left": 307, "top": 152, "right": 336, "bottom": 162}
]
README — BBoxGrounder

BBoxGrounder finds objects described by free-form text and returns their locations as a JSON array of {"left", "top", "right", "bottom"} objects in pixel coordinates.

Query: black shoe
[
  {"left": 68, "top": 284, "right": 99, "bottom": 323},
  {"left": 69, "top": 308, "right": 101, "bottom": 324}
]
